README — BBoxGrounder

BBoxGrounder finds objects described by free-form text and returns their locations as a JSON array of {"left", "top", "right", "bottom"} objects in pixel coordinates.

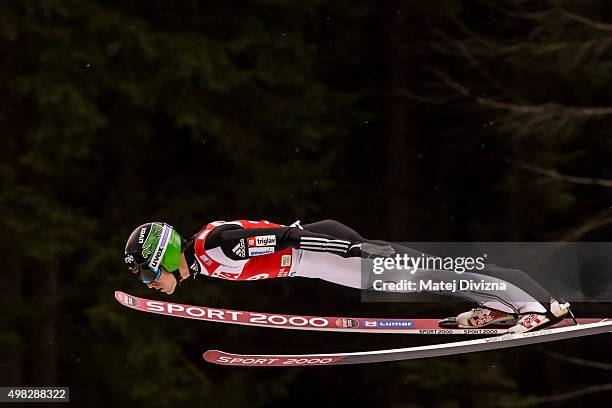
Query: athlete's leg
[
  {"left": 473, "top": 264, "right": 548, "bottom": 313},
  {"left": 302, "top": 219, "right": 417, "bottom": 253},
  {"left": 294, "top": 250, "right": 369, "bottom": 289},
  {"left": 301, "top": 219, "right": 368, "bottom": 242},
  {"left": 294, "top": 249, "right": 548, "bottom": 314},
  {"left": 300, "top": 219, "right": 549, "bottom": 313}
]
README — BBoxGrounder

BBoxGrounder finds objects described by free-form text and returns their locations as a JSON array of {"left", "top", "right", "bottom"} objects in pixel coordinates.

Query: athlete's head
[{"left": 124, "top": 222, "right": 184, "bottom": 294}]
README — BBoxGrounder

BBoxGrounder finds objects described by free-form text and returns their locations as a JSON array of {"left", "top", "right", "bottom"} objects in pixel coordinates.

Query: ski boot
[
  {"left": 508, "top": 298, "right": 571, "bottom": 334},
  {"left": 444, "top": 307, "right": 516, "bottom": 329}
]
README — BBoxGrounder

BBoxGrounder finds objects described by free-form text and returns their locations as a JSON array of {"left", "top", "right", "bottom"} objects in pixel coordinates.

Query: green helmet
[{"left": 124, "top": 222, "right": 183, "bottom": 283}]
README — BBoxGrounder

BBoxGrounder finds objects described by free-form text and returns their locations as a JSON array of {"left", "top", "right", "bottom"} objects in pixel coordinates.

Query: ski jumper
[{"left": 184, "top": 219, "right": 548, "bottom": 314}]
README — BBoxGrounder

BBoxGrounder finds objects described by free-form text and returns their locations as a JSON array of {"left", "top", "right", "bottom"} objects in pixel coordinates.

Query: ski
[
  {"left": 203, "top": 319, "right": 612, "bottom": 366},
  {"left": 115, "top": 291, "right": 599, "bottom": 335}
]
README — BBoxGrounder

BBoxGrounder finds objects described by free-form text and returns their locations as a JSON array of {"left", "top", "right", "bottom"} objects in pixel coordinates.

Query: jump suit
[{"left": 183, "top": 219, "right": 548, "bottom": 314}]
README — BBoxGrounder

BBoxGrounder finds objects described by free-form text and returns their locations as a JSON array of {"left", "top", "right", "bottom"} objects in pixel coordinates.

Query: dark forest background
[{"left": 2, "top": 0, "right": 612, "bottom": 407}]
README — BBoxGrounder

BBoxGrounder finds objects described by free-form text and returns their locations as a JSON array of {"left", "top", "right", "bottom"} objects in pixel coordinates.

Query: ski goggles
[{"left": 128, "top": 261, "right": 162, "bottom": 284}]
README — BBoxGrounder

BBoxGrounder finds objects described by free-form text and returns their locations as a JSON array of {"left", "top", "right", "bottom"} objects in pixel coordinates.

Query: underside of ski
[
  {"left": 115, "top": 291, "right": 602, "bottom": 334},
  {"left": 203, "top": 320, "right": 612, "bottom": 366}
]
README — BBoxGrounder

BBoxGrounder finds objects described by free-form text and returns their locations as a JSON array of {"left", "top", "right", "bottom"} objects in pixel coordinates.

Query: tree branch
[
  {"left": 552, "top": 1, "right": 612, "bottom": 32},
  {"left": 558, "top": 209, "right": 612, "bottom": 241},
  {"left": 429, "top": 29, "right": 527, "bottom": 103},
  {"left": 525, "top": 383, "right": 612, "bottom": 405},
  {"left": 430, "top": 68, "right": 612, "bottom": 117},
  {"left": 534, "top": 347, "right": 612, "bottom": 371},
  {"left": 177, "top": 352, "right": 212, "bottom": 387},
  {"left": 508, "top": 160, "right": 612, "bottom": 187}
]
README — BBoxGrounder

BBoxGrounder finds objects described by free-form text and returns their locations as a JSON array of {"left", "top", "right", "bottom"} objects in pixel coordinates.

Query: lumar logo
[{"left": 376, "top": 320, "right": 414, "bottom": 328}]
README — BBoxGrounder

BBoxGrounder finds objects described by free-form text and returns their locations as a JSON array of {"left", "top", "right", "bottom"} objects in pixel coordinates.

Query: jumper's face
[{"left": 146, "top": 268, "right": 177, "bottom": 294}]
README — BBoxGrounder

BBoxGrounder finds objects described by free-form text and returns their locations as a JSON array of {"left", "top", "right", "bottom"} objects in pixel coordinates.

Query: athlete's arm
[{"left": 205, "top": 225, "right": 363, "bottom": 261}]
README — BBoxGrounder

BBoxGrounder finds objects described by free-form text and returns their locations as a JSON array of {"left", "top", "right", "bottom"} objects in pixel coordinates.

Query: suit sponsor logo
[
  {"left": 248, "top": 235, "right": 276, "bottom": 247},
  {"left": 214, "top": 270, "right": 241, "bottom": 280},
  {"left": 248, "top": 247, "right": 275, "bottom": 256},
  {"left": 199, "top": 254, "right": 212, "bottom": 266},
  {"left": 246, "top": 273, "right": 270, "bottom": 280},
  {"left": 232, "top": 239, "right": 246, "bottom": 258},
  {"left": 281, "top": 255, "right": 291, "bottom": 267}
]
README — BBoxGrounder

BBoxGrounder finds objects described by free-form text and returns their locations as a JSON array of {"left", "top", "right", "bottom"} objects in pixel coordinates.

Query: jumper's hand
[{"left": 348, "top": 243, "right": 395, "bottom": 259}]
